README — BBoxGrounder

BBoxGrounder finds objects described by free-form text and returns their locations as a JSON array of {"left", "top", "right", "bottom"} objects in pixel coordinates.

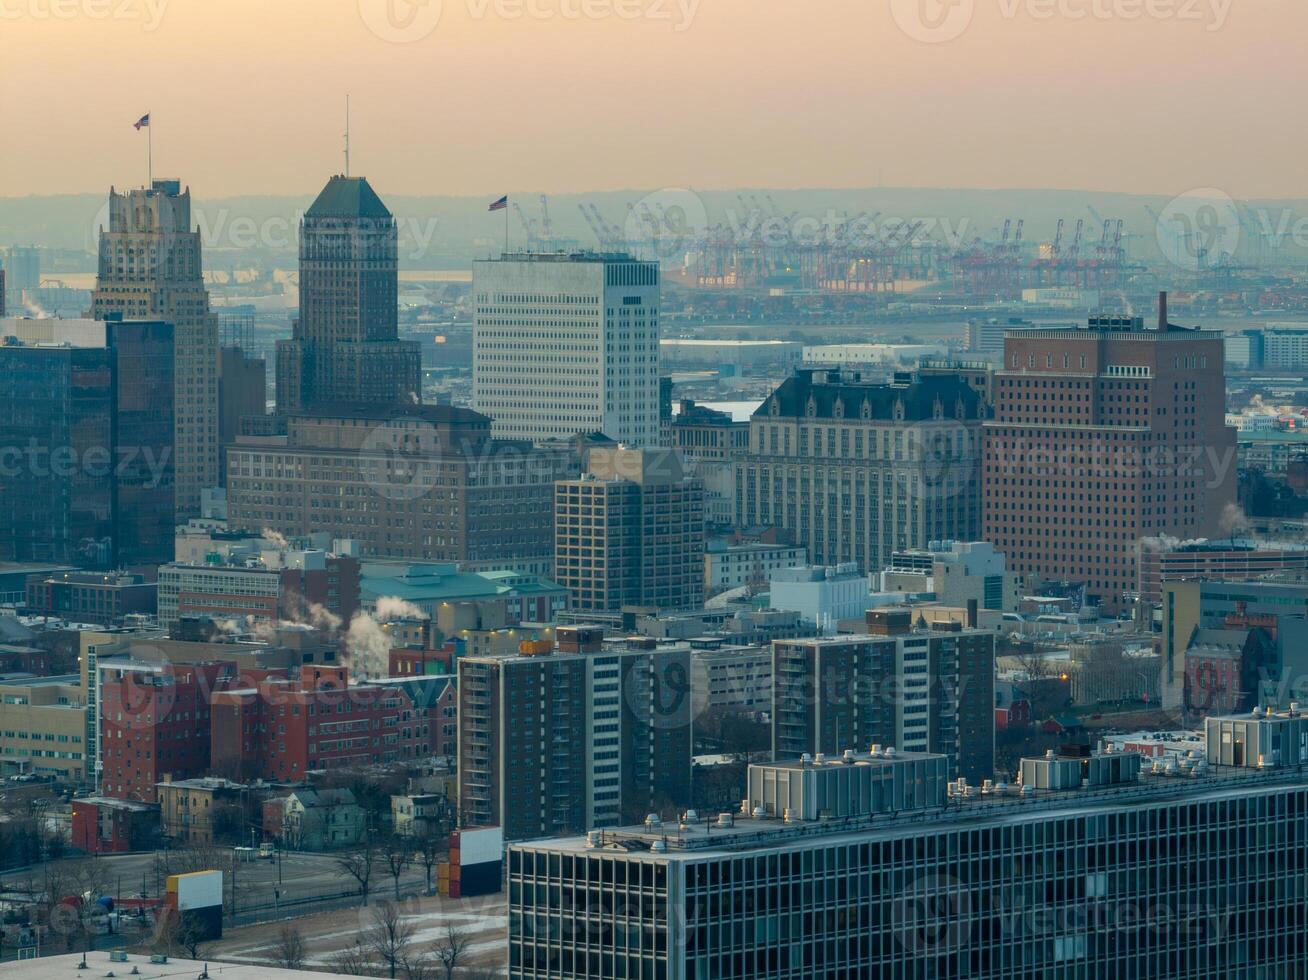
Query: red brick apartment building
[
  {"left": 98, "top": 660, "right": 282, "bottom": 803},
  {"left": 210, "top": 666, "right": 456, "bottom": 781},
  {"left": 982, "top": 299, "right": 1236, "bottom": 612}
]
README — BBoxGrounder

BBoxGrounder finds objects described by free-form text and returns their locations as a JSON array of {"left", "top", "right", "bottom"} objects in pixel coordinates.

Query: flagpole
[
  {"left": 504, "top": 203, "right": 509, "bottom": 256},
  {"left": 147, "top": 111, "right": 152, "bottom": 186}
]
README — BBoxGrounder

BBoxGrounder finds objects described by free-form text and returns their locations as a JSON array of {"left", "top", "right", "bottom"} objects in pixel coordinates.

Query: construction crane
[{"left": 538, "top": 194, "right": 554, "bottom": 243}]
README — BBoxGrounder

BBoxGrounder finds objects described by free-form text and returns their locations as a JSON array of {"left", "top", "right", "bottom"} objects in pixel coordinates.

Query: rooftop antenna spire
[{"left": 344, "top": 94, "right": 351, "bottom": 178}]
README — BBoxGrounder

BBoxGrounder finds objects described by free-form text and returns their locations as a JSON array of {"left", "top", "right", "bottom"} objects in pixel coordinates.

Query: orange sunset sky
[{"left": 0, "top": 0, "right": 1302, "bottom": 199}]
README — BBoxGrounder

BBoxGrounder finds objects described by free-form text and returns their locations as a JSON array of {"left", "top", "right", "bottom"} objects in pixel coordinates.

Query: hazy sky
[{"left": 1, "top": 0, "right": 1302, "bottom": 199}]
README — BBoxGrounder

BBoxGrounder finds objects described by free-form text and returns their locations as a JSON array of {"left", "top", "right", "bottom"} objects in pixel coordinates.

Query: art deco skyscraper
[
  {"left": 275, "top": 175, "right": 421, "bottom": 412},
  {"left": 91, "top": 178, "right": 216, "bottom": 521}
]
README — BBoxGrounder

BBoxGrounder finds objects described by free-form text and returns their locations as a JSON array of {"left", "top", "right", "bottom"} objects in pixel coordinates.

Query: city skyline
[{"left": 1, "top": 0, "right": 1304, "bottom": 200}]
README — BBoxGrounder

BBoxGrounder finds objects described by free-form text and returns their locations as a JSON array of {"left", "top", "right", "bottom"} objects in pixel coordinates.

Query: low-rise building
[
  {"left": 361, "top": 562, "right": 568, "bottom": 624},
  {"left": 70, "top": 797, "right": 159, "bottom": 854},
  {"left": 278, "top": 788, "right": 365, "bottom": 850},
  {"left": 392, "top": 791, "right": 451, "bottom": 838},
  {"left": 0, "top": 674, "right": 88, "bottom": 782},
  {"left": 24, "top": 571, "right": 157, "bottom": 625},
  {"left": 769, "top": 564, "right": 868, "bottom": 630},
  {"left": 704, "top": 542, "right": 805, "bottom": 596},
  {"left": 156, "top": 546, "right": 360, "bottom": 631},
  {"left": 157, "top": 776, "right": 252, "bottom": 844}
]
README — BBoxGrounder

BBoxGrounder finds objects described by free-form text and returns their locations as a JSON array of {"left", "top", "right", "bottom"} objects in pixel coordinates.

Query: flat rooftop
[
  {"left": 17, "top": 954, "right": 366, "bottom": 980},
  {"left": 514, "top": 762, "right": 1308, "bottom": 862}
]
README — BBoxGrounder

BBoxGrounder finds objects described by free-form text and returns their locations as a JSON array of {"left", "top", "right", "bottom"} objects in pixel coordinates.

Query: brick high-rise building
[
  {"left": 226, "top": 403, "right": 577, "bottom": 570},
  {"left": 982, "top": 301, "right": 1237, "bottom": 612},
  {"left": 554, "top": 446, "right": 704, "bottom": 613},
  {"left": 91, "top": 179, "right": 217, "bottom": 521},
  {"left": 275, "top": 176, "right": 420, "bottom": 413}
]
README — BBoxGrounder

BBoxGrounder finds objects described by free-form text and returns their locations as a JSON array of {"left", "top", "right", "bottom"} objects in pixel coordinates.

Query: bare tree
[
  {"left": 274, "top": 923, "right": 308, "bottom": 970},
  {"left": 330, "top": 940, "right": 375, "bottom": 976},
  {"left": 154, "top": 910, "right": 208, "bottom": 959},
  {"left": 414, "top": 824, "right": 446, "bottom": 896},
  {"left": 336, "top": 841, "right": 382, "bottom": 906},
  {"left": 383, "top": 836, "right": 414, "bottom": 901},
  {"left": 430, "top": 924, "right": 472, "bottom": 980},
  {"left": 362, "top": 901, "right": 416, "bottom": 980}
]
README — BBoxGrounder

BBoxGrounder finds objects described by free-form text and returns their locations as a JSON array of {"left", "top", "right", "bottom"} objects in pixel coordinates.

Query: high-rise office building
[
  {"left": 771, "top": 612, "right": 995, "bottom": 782},
  {"left": 982, "top": 303, "right": 1237, "bottom": 612},
  {"left": 218, "top": 345, "right": 265, "bottom": 483},
  {"left": 509, "top": 713, "right": 1308, "bottom": 980},
  {"left": 275, "top": 176, "right": 421, "bottom": 413},
  {"left": 226, "top": 403, "right": 576, "bottom": 570},
  {"left": 458, "top": 627, "right": 692, "bottom": 840},
  {"left": 735, "top": 368, "right": 985, "bottom": 574},
  {"left": 90, "top": 179, "right": 216, "bottom": 520},
  {"left": 0, "top": 317, "right": 174, "bottom": 567},
  {"left": 473, "top": 253, "right": 661, "bottom": 445},
  {"left": 555, "top": 447, "right": 705, "bottom": 613}
]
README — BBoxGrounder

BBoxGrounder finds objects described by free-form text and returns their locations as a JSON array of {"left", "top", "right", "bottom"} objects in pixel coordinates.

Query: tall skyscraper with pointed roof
[
  {"left": 276, "top": 175, "right": 421, "bottom": 412},
  {"left": 91, "top": 178, "right": 217, "bottom": 521}
]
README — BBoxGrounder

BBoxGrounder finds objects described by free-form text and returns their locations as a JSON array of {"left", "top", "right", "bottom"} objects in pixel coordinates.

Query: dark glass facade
[{"left": 0, "top": 320, "right": 174, "bottom": 568}]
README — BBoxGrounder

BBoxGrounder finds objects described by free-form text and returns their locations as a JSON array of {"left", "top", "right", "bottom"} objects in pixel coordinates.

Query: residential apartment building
[
  {"left": 209, "top": 667, "right": 456, "bottom": 782},
  {"left": 982, "top": 304, "right": 1237, "bottom": 612},
  {"left": 555, "top": 447, "right": 704, "bottom": 613},
  {"left": 736, "top": 368, "right": 984, "bottom": 575},
  {"left": 276, "top": 788, "right": 366, "bottom": 850},
  {"left": 473, "top": 252, "right": 660, "bottom": 445},
  {"left": 98, "top": 659, "right": 237, "bottom": 802},
  {"left": 226, "top": 404, "right": 577, "bottom": 566},
  {"left": 275, "top": 176, "right": 420, "bottom": 412},
  {"left": 0, "top": 317, "right": 175, "bottom": 567},
  {"left": 771, "top": 615, "right": 995, "bottom": 782},
  {"left": 156, "top": 776, "right": 247, "bottom": 844},
  {"left": 90, "top": 179, "right": 216, "bottom": 519},
  {"left": 509, "top": 716, "right": 1308, "bottom": 980},
  {"left": 457, "top": 627, "right": 692, "bottom": 840}
]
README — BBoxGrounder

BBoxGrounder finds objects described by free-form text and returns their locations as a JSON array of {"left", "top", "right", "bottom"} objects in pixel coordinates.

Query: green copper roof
[{"left": 305, "top": 175, "right": 392, "bottom": 219}]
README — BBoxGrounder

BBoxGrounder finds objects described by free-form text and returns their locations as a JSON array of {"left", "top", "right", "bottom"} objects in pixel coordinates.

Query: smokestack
[{"left": 1158, "top": 291, "right": 1168, "bottom": 331}]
